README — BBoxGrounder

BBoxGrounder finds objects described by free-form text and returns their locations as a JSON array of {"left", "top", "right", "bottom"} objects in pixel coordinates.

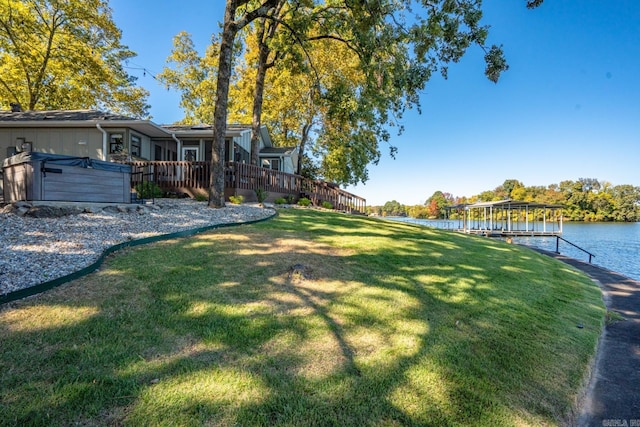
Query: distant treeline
[{"left": 369, "top": 178, "right": 640, "bottom": 222}]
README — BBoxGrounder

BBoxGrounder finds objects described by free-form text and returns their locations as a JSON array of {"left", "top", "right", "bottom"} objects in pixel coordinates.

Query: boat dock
[{"left": 446, "top": 199, "right": 564, "bottom": 237}]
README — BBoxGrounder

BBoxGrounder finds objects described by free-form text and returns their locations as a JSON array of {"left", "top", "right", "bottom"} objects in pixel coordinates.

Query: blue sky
[{"left": 110, "top": 0, "right": 640, "bottom": 206}]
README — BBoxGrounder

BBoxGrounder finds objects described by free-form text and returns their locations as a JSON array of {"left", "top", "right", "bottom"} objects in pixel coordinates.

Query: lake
[{"left": 385, "top": 218, "right": 640, "bottom": 281}]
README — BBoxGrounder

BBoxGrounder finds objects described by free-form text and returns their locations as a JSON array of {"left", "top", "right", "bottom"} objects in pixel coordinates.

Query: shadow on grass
[{"left": 0, "top": 209, "right": 604, "bottom": 426}]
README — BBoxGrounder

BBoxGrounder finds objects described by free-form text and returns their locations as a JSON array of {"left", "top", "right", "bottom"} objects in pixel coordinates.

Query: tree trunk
[
  {"left": 208, "top": 0, "right": 278, "bottom": 207},
  {"left": 297, "top": 122, "right": 312, "bottom": 176},
  {"left": 209, "top": 1, "right": 238, "bottom": 208},
  {"left": 250, "top": 19, "right": 270, "bottom": 167},
  {"left": 250, "top": 10, "right": 282, "bottom": 167}
]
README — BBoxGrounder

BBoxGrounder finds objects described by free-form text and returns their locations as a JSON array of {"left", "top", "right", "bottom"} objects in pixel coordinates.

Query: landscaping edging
[{"left": 0, "top": 210, "right": 277, "bottom": 306}]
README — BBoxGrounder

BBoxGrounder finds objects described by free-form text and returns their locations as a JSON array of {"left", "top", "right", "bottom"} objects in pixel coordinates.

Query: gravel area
[{"left": 0, "top": 199, "right": 275, "bottom": 296}]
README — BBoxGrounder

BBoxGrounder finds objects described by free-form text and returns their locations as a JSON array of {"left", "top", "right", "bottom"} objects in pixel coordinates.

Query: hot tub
[{"left": 2, "top": 152, "right": 131, "bottom": 203}]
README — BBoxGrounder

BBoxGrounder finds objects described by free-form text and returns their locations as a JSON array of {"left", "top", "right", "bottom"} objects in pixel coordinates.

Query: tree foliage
[
  {"left": 158, "top": 31, "right": 222, "bottom": 124},
  {"left": 0, "top": 0, "right": 149, "bottom": 116},
  {"left": 168, "top": 0, "right": 541, "bottom": 207},
  {"left": 375, "top": 177, "right": 640, "bottom": 222},
  {"left": 381, "top": 200, "right": 407, "bottom": 217},
  {"left": 424, "top": 191, "right": 456, "bottom": 218}
]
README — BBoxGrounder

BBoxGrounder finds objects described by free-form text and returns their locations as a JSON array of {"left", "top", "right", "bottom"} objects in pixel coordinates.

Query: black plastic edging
[{"left": 0, "top": 210, "right": 277, "bottom": 306}]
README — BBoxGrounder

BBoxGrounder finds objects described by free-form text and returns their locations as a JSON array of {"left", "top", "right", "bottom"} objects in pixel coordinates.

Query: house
[
  {"left": 0, "top": 109, "right": 298, "bottom": 173},
  {"left": 0, "top": 109, "right": 365, "bottom": 212},
  {"left": 162, "top": 123, "right": 299, "bottom": 173}
]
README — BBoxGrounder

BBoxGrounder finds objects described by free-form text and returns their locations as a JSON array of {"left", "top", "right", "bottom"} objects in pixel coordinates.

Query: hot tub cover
[{"left": 3, "top": 152, "right": 131, "bottom": 173}]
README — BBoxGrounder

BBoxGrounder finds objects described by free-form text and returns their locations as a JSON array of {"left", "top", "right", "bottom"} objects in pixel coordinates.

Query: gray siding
[{"left": 0, "top": 128, "right": 103, "bottom": 165}]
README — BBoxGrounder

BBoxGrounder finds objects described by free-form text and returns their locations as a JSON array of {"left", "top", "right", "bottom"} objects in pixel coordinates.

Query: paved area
[{"left": 534, "top": 250, "right": 640, "bottom": 427}]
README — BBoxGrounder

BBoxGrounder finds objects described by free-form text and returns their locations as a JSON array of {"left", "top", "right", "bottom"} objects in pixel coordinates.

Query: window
[
  {"left": 131, "top": 135, "right": 141, "bottom": 157},
  {"left": 261, "top": 158, "right": 280, "bottom": 171},
  {"left": 154, "top": 145, "right": 163, "bottom": 160},
  {"left": 109, "top": 133, "right": 124, "bottom": 153}
]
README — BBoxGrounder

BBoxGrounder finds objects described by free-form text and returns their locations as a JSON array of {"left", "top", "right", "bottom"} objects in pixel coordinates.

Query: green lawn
[{"left": 0, "top": 209, "right": 605, "bottom": 426}]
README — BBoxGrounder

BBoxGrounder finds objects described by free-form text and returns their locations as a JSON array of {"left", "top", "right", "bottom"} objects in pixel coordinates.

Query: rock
[
  {"left": 15, "top": 206, "right": 30, "bottom": 217},
  {"left": 103, "top": 206, "right": 120, "bottom": 214},
  {"left": 25, "top": 206, "right": 67, "bottom": 218},
  {"left": 14, "top": 201, "right": 33, "bottom": 209}
]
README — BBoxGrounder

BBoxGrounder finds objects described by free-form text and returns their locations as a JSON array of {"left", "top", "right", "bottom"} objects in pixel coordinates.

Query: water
[
  {"left": 514, "top": 222, "right": 640, "bottom": 281},
  {"left": 385, "top": 217, "right": 640, "bottom": 281}
]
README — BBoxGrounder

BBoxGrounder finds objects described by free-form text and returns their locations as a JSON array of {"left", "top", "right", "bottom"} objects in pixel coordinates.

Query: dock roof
[{"left": 448, "top": 199, "right": 564, "bottom": 210}]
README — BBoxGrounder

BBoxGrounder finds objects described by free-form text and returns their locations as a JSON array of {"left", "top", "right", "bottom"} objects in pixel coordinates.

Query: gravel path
[{"left": 0, "top": 199, "right": 274, "bottom": 296}]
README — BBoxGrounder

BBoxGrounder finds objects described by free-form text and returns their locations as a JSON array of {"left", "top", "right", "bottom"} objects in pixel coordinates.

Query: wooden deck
[{"left": 126, "top": 160, "right": 367, "bottom": 213}]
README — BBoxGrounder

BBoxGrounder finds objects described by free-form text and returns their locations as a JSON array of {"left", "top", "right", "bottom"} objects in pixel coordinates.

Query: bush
[
  {"left": 297, "top": 197, "right": 311, "bottom": 207},
  {"left": 274, "top": 197, "right": 287, "bottom": 205},
  {"left": 321, "top": 201, "right": 334, "bottom": 210},
  {"left": 135, "top": 181, "right": 163, "bottom": 199},
  {"left": 194, "top": 193, "right": 208, "bottom": 202},
  {"left": 285, "top": 194, "right": 296, "bottom": 204},
  {"left": 255, "top": 188, "right": 269, "bottom": 204},
  {"left": 229, "top": 195, "right": 244, "bottom": 204}
]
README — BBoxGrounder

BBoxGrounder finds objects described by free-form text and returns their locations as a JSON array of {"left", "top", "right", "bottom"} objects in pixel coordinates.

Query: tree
[
  {"left": 478, "top": 190, "right": 497, "bottom": 202},
  {"left": 425, "top": 190, "right": 454, "bottom": 219},
  {"left": 0, "top": 0, "right": 149, "bottom": 117},
  {"left": 248, "top": 0, "right": 543, "bottom": 186},
  {"left": 457, "top": 178, "right": 638, "bottom": 222},
  {"left": 209, "top": 0, "right": 278, "bottom": 208},
  {"left": 158, "top": 31, "right": 222, "bottom": 124},
  {"left": 407, "top": 204, "right": 430, "bottom": 218},
  {"left": 381, "top": 200, "right": 406, "bottom": 217},
  {"left": 500, "top": 179, "right": 524, "bottom": 199},
  {"left": 208, "top": 0, "right": 541, "bottom": 207},
  {"left": 611, "top": 184, "right": 640, "bottom": 222}
]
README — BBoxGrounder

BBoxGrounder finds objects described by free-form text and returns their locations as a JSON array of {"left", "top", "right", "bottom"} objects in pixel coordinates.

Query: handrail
[
  {"left": 555, "top": 236, "right": 596, "bottom": 263},
  {"left": 123, "top": 160, "right": 367, "bottom": 213}
]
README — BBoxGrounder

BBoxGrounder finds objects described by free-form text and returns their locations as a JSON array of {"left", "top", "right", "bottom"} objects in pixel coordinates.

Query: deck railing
[
  {"left": 126, "top": 160, "right": 366, "bottom": 213},
  {"left": 225, "top": 162, "right": 301, "bottom": 194},
  {"left": 128, "top": 161, "right": 211, "bottom": 191}
]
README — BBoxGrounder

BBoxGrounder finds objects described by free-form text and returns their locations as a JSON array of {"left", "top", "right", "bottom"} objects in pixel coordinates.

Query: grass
[{"left": 0, "top": 209, "right": 605, "bottom": 426}]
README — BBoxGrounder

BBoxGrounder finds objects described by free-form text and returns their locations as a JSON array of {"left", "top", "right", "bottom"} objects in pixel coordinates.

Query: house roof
[
  {"left": 0, "top": 109, "right": 133, "bottom": 121},
  {"left": 0, "top": 109, "right": 170, "bottom": 138},
  {"left": 160, "top": 124, "right": 214, "bottom": 139},
  {"left": 260, "top": 146, "right": 298, "bottom": 156},
  {"left": 162, "top": 123, "right": 275, "bottom": 147},
  {"left": 0, "top": 109, "right": 282, "bottom": 148}
]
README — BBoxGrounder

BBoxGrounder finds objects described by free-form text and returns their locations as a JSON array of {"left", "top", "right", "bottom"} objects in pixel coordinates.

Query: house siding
[
  {"left": 234, "top": 131, "right": 251, "bottom": 153},
  {"left": 0, "top": 128, "right": 103, "bottom": 164},
  {"left": 137, "top": 132, "right": 152, "bottom": 160},
  {"left": 0, "top": 116, "right": 296, "bottom": 175}
]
